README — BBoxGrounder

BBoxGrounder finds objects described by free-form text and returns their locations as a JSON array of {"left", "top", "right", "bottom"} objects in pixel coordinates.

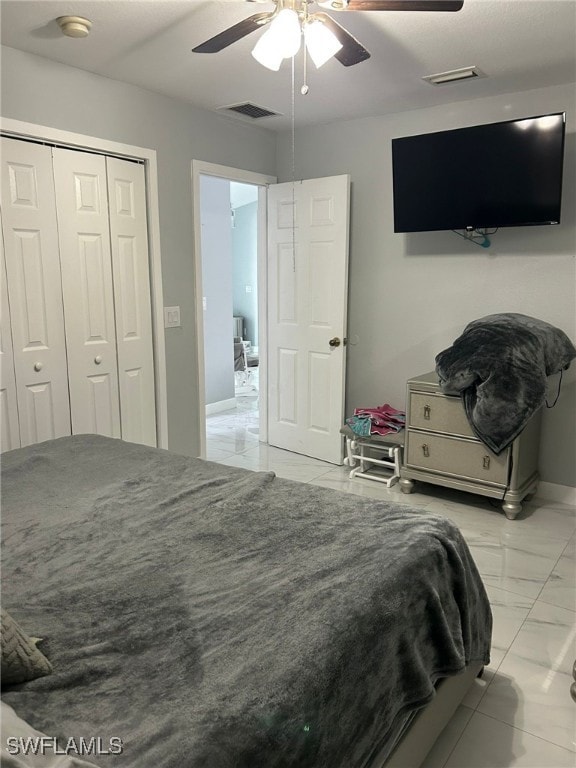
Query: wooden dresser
[{"left": 399, "top": 372, "right": 541, "bottom": 519}]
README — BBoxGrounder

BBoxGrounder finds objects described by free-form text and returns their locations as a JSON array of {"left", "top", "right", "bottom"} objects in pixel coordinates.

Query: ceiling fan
[{"left": 192, "top": 0, "right": 464, "bottom": 70}]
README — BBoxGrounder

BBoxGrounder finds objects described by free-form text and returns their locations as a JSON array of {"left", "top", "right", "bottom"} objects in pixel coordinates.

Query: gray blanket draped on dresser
[{"left": 435, "top": 313, "right": 576, "bottom": 454}]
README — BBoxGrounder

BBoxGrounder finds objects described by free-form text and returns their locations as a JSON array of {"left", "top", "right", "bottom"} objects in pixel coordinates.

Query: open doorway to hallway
[
  {"left": 199, "top": 175, "right": 261, "bottom": 460},
  {"left": 192, "top": 159, "right": 276, "bottom": 460},
  {"left": 194, "top": 164, "right": 349, "bottom": 465}
]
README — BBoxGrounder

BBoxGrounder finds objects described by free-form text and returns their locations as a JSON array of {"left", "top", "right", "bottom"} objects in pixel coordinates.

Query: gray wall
[
  {"left": 3, "top": 44, "right": 574, "bottom": 487},
  {"left": 277, "top": 83, "right": 576, "bottom": 488},
  {"left": 201, "top": 176, "right": 235, "bottom": 406},
  {"left": 232, "top": 201, "right": 259, "bottom": 347},
  {"left": 0, "top": 45, "right": 277, "bottom": 458}
]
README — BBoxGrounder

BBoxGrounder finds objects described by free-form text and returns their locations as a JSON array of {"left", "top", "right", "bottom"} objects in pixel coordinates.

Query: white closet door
[
  {"left": 0, "top": 230, "right": 21, "bottom": 452},
  {"left": 0, "top": 138, "right": 72, "bottom": 446},
  {"left": 52, "top": 147, "right": 121, "bottom": 438},
  {"left": 106, "top": 157, "right": 157, "bottom": 446}
]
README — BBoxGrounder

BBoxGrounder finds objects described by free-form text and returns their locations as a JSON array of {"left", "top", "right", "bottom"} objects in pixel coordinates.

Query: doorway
[
  {"left": 193, "top": 163, "right": 350, "bottom": 466},
  {"left": 192, "top": 161, "right": 276, "bottom": 459},
  {"left": 200, "top": 177, "right": 260, "bottom": 449}
]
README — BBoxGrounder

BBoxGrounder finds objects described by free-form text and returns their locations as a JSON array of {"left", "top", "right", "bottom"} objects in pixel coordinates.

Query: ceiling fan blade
[
  {"left": 343, "top": 1, "right": 463, "bottom": 10},
  {"left": 192, "top": 12, "right": 273, "bottom": 53},
  {"left": 314, "top": 13, "right": 371, "bottom": 66}
]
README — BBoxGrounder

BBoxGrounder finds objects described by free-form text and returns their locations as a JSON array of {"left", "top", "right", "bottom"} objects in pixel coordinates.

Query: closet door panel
[
  {"left": 0, "top": 230, "right": 21, "bottom": 451},
  {"left": 107, "top": 157, "right": 157, "bottom": 446},
  {"left": 0, "top": 138, "right": 72, "bottom": 446},
  {"left": 52, "top": 148, "right": 121, "bottom": 438}
]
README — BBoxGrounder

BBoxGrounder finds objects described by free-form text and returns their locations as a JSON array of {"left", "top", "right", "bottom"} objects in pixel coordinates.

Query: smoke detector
[{"left": 57, "top": 16, "right": 92, "bottom": 38}]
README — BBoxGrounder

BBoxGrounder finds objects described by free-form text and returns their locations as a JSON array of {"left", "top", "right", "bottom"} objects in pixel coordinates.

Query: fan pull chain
[
  {"left": 301, "top": 42, "right": 309, "bottom": 95},
  {"left": 301, "top": 2, "right": 309, "bottom": 95}
]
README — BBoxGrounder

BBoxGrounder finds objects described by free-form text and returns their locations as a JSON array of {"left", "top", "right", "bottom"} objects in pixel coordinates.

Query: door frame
[
  {"left": 192, "top": 160, "right": 276, "bottom": 459},
  {"left": 0, "top": 117, "right": 169, "bottom": 448}
]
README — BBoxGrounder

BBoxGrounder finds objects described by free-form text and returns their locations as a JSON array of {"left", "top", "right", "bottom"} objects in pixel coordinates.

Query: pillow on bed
[{"left": 1, "top": 610, "right": 52, "bottom": 687}]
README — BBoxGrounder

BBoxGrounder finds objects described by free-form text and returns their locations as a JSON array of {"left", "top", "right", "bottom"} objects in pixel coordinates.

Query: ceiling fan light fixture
[
  {"left": 252, "top": 8, "right": 301, "bottom": 69},
  {"left": 304, "top": 20, "right": 343, "bottom": 68},
  {"left": 271, "top": 8, "right": 302, "bottom": 58},
  {"left": 252, "top": 30, "right": 284, "bottom": 70}
]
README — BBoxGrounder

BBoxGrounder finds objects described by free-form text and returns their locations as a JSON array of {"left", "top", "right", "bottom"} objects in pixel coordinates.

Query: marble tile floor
[{"left": 206, "top": 400, "right": 576, "bottom": 768}]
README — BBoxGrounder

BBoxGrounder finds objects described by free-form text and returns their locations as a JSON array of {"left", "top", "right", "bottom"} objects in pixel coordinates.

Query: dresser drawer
[
  {"left": 409, "top": 392, "right": 475, "bottom": 437},
  {"left": 406, "top": 431, "right": 508, "bottom": 485}
]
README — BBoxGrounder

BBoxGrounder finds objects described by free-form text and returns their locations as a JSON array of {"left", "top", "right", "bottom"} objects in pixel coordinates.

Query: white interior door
[
  {"left": 52, "top": 147, "right": 121, "bottom": 438},
  {"left": 0, "top": 229, "right": 21, "bottom": 452},
  {"left": 267, "top": 175, "right": 350, "bottom": 464},
  {"left": 106, "top": 156, "right": 157, "bottom": 446},
  {"left": 0, "top": 137, "right": 72, "bottom": 446}
]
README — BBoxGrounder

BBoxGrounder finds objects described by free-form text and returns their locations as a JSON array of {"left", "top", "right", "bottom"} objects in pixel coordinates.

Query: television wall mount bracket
[{"left": 451, "top": 227, "right": 497, "bottom": 248}]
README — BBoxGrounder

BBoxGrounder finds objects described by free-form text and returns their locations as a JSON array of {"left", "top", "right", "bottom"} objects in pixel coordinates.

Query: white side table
[{"left": 341, "top": 425, "right": 404, "bottom": 488}]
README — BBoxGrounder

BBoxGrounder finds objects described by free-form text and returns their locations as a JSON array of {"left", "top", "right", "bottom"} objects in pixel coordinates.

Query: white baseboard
[
  {"left": 205, "top": 397, "right": 236, "bottom": 416},
  {"left": 536, "top": 481, "right": 576, "bottom": 506}
]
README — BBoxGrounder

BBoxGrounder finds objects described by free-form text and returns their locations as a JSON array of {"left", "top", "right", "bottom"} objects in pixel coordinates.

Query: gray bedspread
[
  {"left": 1, "top": 435, "right": 492, "bottom": 768},
  {"left": 435, "top": 313, "right": 576, "bottom": 454}
]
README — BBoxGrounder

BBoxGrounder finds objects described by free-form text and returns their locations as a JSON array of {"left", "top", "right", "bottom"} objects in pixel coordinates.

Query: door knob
[
  {"left": 94, "top": 355, "right": 103, "bottom": 365},
  {"left": 33, "top": 362, "right": 43, "bottom": 372},
  {"left": 328, "top": 337, "right": 341, "bottom": 348}
]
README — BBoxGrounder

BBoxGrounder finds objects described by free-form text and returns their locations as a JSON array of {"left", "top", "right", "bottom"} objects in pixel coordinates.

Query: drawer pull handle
[
  {"left": 423, "top": 405, "right": 431, "bottom": 420},
  {"left": 422, "top": 444, "right": 430, "bottom": 458},
  {"left": 483, "top": 456, "right": 491, "bottom": 469}
]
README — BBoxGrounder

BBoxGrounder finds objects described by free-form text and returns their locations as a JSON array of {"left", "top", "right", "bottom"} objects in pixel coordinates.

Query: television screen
[{"left": 392, "top": 113, "right": 566, "bottom": 233}]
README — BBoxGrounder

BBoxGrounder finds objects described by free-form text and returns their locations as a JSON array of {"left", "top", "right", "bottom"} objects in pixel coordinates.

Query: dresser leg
[
  {"left": 399, "top": 477, "right": 414, "bottom": 494},
  {"left": 502, "top": 500, "right": 522, "bottom": 519}
]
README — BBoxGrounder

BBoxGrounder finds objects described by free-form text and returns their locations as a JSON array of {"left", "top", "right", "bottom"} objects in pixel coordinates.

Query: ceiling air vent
[
  {"left": 219, "top": 102, "right": 281, "bottom": 119},
  {"left": 422, "top": 66, "right": 485, "bottom": 85}
]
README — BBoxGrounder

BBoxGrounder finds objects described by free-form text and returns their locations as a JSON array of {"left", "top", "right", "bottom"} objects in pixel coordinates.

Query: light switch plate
[{"left": 164, "top": 306, "right": 181, "bottom": 328}]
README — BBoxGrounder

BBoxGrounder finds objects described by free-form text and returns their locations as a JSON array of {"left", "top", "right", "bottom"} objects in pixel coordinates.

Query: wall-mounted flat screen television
[{"left": 391, "top": 113, "right": 566, "bottom": 233}]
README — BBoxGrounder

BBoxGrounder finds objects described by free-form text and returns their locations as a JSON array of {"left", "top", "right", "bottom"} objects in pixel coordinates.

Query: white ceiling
[{"left": 1, "top": 0, "right": 575, "bottom": 132}]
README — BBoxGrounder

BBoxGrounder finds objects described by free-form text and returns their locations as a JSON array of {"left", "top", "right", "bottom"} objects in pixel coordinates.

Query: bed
[{"left": 1, "top": 435, "right": 492, "bottom": 768}]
